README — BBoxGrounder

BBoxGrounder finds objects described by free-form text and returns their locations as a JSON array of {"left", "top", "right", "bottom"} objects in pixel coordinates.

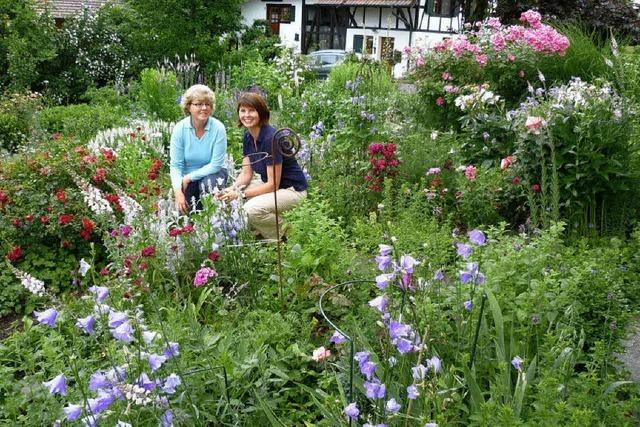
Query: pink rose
[
  {"left": 500, "top": 156, "right": 514, "bottom": 170},
  {"left": 311, "top": 346, "right": 331, "bottom": 362},
  {"left": 464, "top": 165, "right": 477, "bottom": 181},
  {"left": 525, "top": 116, "right": 544, "bottom": 134}
]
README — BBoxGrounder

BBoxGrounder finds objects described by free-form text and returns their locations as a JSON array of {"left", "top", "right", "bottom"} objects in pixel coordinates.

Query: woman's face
[
  {"left": 238, "top": 105, "right": 260, "bottom": 129},
  {"left": 189, "top": 98, "right": 212, "bottom": 122}
]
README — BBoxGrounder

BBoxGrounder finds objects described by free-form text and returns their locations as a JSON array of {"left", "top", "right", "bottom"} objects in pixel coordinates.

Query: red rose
[
  {"left": 80, "top": 229, "right": 91, "bottom": 241},
  {"left": 154, "top": 187, "right": 161, "bottom": 196},
  {"left": 11, "top": 218, "right": 21, "bottom": 228},
  {"left": 512, "top": 176, "right": 522, "bottom": 185},
  {"left": 531, "top": 183, "right": 541, "bottom": 193},
  {"left": 139, "top": 186, "right": 147, "bottom": 194},
  {"left": 151, "top": 159, "right": 162, "bottom": 171},
  {"left": 56, "top": 189, "right": 67, "bottom": 202},
  {"left": 40, "top": 215, "right": 50, "bottom": 225},
  {"left": 24, "top": 214, "right": 33, "bottom": 222},
  {"left": 0, "top": 190, "right": 8, "bottom": 203},
  {"left": 61, "top": 240, "right": 71, "bottom": 249},
  {"left": 138, "top": 262, "right": 148, "bottom": 270},
  {"left": 182, "top": 224, "right": 194, "bottom": 233},
  {"left": 207, "top": 251, "right": 220, "bottom": 261},
  {"left": 148, "top": 171, "right": 158, "bottom": 180},
  {"left": 82, "top": 217, "right": 95, "bottom": 232},
  {"left": 141, "top": 246, "right": 156, "bottom": 257},
  {"left": 100, "top": 148, "right": 116, "bottom": 161},
  {"left": 6, "top": 246, "right": 23, "bottom": 263},
  {"left": 58, "top": 214, "right": 74, "bottom": 225}
]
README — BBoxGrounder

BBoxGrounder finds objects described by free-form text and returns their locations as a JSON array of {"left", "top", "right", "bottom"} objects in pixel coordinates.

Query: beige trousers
[{"left": 243, "top": 186, "right": 306, "bottom": 240}]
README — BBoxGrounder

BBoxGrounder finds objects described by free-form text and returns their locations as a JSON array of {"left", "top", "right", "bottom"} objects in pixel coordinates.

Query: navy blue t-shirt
[{"left": 242, "top": 125, "right": 308, "bottom": 191}]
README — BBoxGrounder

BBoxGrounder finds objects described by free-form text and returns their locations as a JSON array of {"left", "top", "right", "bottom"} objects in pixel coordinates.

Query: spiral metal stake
[
  {"left": 318, "top": 279, "right": 376, "bottom": 422},
  {"left": 269, "top": 128, "right": 301, "bottom": 308},
  {"left": 469, "top": 293, "right": 487, "bottom": 369}
]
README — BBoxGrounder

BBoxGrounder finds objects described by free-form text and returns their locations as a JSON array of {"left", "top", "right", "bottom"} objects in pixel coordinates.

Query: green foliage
[
  {"left": 0, "top": 90, "right": 42, "bottom": 152},
  {"left": 137, "top": 68, "right": 181, "bottom": 122},
  {"left": 38, "top": 103, "right": 126, "bottom": 142}
]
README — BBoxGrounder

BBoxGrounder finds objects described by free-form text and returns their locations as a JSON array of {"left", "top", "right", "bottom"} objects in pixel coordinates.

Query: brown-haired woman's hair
[{"left": 236, "top": 92, "right": 270, "bottom": 128}]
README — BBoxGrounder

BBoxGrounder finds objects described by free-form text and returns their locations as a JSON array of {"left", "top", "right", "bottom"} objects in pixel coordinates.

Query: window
[
  {"left": 352, "top": 34, "right": 374, "bottom": 54},
  {"left": 431, "top": 0, "right": 456, "bottom": 17},
  {"left": 353, "top": 35, "right": 363, "bottom": 53}
]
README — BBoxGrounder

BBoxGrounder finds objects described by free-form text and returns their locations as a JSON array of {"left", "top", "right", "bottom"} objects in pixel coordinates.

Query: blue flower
[
  {"left": 162, "top": 373, "right": 182, "bottom": 394},
  {"left": 89, "top": 371, "right": 110, "bottom": 391},
  {"left": 108, "top": 310, "right": 128, "bottom": 328},
  {"left": 368, "top": 295, "right": 388, "bottom": 313},
  {"left": 378, "top": 244, "right": 393, "bottom": 256},
  {"left": 385, "top": 398, "right": 401, "bottom": 413},
  {"left": 388, "top": 320, "right": 411, "bottom": 340},
  {"left": 161, "top": 409, "right": 174, "bottom": 427},
  {"left": 88, "top": 286, "right": 109, "bottom": 302},
  {"left": 427, "top": 356, "right": 442, "bottom": 374},
  {"left": 137, "top": 372, "right": 156, "bottom": 391},
  {"left": 375, "top": 255, "right": 392, "bottom": 271},
  {"left": 142, "top": 330, "right": 158, "bottom": 345},
  {"left": 463, "top": 300, "right": 473, "bottom": 311},
  {"left": 456, "top": 242, "right": 473, "bottom": 259},
  {"left": 511, "top": 356, "right": 523, "bottom": 370},
  {"left": 148, "top": 353, "right": 167, "bottom": 372},
  {"left": 412, "top": 364, "right": 428, "bottom": 380},
  {"left": 111, "top": 321, "right": 134, "bottom": 343},
  {"left": 375, "top": 273, "right": 394, "bottom": 289},
  {"left": 360, "top": 360, "right": 377, "bottom": 379},
  {"left": 399, "top": 255, "right": 419, "bottom": 274},
  {"left": 468, "top": 229, "right": 486, "bottom": 246},
  {"left": 433, "top": 269, "right": 445, "bottom": 281},
  {"left": 364, "top": 380, "right": 386, "bottom": 399},
  {"left": 329, "top": 330, "right": 347, "bottom": 345},
  {"left": 344, "top": 402, "right": 359, "bottom": 420},
  {"left": 34, "top": 308, "right": 58, "bottom": 327},
  {"left": 163, "top": 342, "right": 180, "bottom": 359},
  {"left": 459, "top": 262, "right": 485, "bottom": 285},
  {"left": 87, "top": 390, "right": 115, "bottom": 414},
  {"left": 395, "top": 338, "right": 414, "bottom": 354},
  {"left": 407, "top": 384, "right": 419, "bottom": 400},
  {"left": 354, "top": 351, "right": 370, "bottom": 368},
  {"left": 63, "top": 403, "right": 82, "bottom": 421},
  {"left": 42, "top": 373, "right": 66, "bottom": 396},
  {"left": 75, "top": 315, "right": 95, "bottom": 335}
]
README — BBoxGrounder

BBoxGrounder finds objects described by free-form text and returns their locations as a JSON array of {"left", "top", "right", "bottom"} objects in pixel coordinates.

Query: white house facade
[{"left": 241, "top": 0, "right": 463, "bottom": 75}]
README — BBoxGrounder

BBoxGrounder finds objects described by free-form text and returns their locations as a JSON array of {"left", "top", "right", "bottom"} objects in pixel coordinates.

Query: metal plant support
[{"left": 318, "top": 279, "right": 376, "bottom": 421}]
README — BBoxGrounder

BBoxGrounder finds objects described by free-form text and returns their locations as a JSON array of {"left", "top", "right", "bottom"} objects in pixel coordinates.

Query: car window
[{"left": 320, "top": 55, "right": 341, "bottom": 65}]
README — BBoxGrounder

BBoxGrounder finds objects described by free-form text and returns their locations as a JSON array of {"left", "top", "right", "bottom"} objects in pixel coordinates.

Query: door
[{"left": 267, "top": 5, "right": 281, "bottom": 35}]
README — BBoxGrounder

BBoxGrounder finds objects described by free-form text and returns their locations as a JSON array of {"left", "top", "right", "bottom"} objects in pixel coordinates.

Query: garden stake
[
  {"left": 469, "top": 294, "right": 487, "bottom": 368},
  {"left": 270, "top": 128, "right": 301, "bottom": 310},
  {"left": 318, "top": 279, "right": 375, "bottom": 416}
]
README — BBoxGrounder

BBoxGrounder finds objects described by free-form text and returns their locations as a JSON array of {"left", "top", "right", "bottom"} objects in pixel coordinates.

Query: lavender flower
[
  {"left": 163, "top": 342, "right": 180, "bottom": 359},
  {"left": 379, "top": 244, "right": 393, "bottom": 256},
  {"left": 456, "top": 242, "right": 473, "bottom": 259},
  {"left": 463, "top": 300, "right": 474, "bottom": 311},
  {"left": 34, "top": 308, "right": 58, "bottom": 327},
  {"left": 375, "top": 273, "right": 394, "bottom": 289},
  {"left": 368, "top": 295, "right": 388, "bottom": 313},
  {"left": 395, "top": 338, "right": 414, "bottom": 354},
  {"left": 161, "top": 410, "right": 174, "bottom": 427},
  {"left": 63, "top": 403, "right": 82, "bottom": 421},
  {"left": 148, "top": 353, "right": 167, "bottom": 372},
  {"left": 459, "top": 262, "right": 485, "bottom": 285},
  {"left": 511, "top": 356, "right": 523, "bottom": 370},
  {"left": 8, "top": 263, "right": 45, "bottom": 296},
  {"left": 88, "top": 286, "right": 109, "bottom": 303},
  {"left": 364, "top": 380, "right": 386, "bottom": 399},
  {"left": 111, "top": 321, "right": 134, "bottom": 343},
  {"left": 407, "top": 385, "right": 419, "bottom": 399},
  {"left": 375, "top": 255, "right": 392, "bottom": 271},
  {"left": 468, "top": 229, "right": 486, "bottom": 245},
  {"left": 360, "top": 361, "right": 377, "bottom": 380},
  {"left": 162, "top": 373, "right": 182, "bottom": 394},
  {"left": 87, "top": 390, "right": 115, "bottom": 414},
  {"left": 42, "top": 373, "right": 66, "bottom": 396},
  {"left": 424, "top": 424, "right": 438, "bottom": 427},
  {"left": 412, "top": 364, "right": 428, "bottom": 380},
  {"left": 388, "top": 320, "right": 411, "bottom": 339},
  {"left": 433, "top": 269, "right": 445, "bottom": 281},
  {"left": 137, "top": 372, "right": 156, "bottom": 391},
  {"left": 354, "top": 351, "right": 370, "bottom": 368},
  {"left": 142, "top": 330, "right": 158, "bottom": 344},
  {"left": 385, "top": 398, "right": 401, "bottom": 413},
  {"left": 330, "top": 330, "right": 347, "bottom": 345},
  {"left": 108, "top": 310, "right": 128, "bottom": 328},
  {"left": 75, "top": 315, "right": 96, "bottom": 335},
  {"left": 344, "top": 402, "right": 359, "bottom": 420},
  {"left": 80, "top": 415, "right": 100, "bottom": 427},
  {"left": 399, "top": 255, "right": 419, "bottom": 273},
  {"left": 89, "top": 371, "right": 110, "bottom": 391}
]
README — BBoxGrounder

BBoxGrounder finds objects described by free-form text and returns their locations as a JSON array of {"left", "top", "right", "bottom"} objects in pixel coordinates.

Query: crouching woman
[{"left": 219, "top": 92, "right": 307, "bottom": 240}]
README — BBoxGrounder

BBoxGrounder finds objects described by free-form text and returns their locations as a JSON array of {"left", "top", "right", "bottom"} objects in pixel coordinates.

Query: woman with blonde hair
[{"left": 170, "top": 84, "right": 227, "bottom": 213}]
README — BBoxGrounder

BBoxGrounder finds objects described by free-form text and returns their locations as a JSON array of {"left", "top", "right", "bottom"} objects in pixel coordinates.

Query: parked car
[{"left": 307, "top": 49, "right": 347, "bottom": 79}]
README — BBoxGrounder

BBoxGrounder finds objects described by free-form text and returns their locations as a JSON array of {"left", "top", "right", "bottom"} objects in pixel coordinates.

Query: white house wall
[{"left": 240, "top": 0, "right": 304, "bottom": 52}]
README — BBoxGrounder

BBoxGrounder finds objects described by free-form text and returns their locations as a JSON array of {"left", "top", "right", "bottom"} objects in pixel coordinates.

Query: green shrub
[
  {"left": 138, "top": 68, "right": 181, "bottom": 122},
  {"left": 37, "top": 103, "right": 126, "bottom": 141}
]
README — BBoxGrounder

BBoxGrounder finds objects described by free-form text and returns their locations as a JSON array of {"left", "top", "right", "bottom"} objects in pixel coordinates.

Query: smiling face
[
  {"left": 189, "top": 99, "right": 212, "bottom": 123},
  {"left": 238, "top": 104, "right": 261, "bottom": 131}
]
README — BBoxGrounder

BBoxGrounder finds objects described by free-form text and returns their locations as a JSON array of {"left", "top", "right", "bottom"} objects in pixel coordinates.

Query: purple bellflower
[
  {"left": 34, "top": 308, "right": 58, "bottom": 327},
  {"left": 43, "top": 373, "right": 66, "bottom": 396}
]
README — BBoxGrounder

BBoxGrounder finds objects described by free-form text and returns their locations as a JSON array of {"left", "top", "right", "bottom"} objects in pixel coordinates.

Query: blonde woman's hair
[{"left": 180, "top": 84, "right": 215, "bottom": 115}]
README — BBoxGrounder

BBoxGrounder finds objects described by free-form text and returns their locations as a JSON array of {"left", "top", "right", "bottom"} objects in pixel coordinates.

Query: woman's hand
[
  {"left": 217, "top": 188, "right": 239, "bottom": 202},
  {"left": 174, "top": 190, "right": 188, "bottom": 214}
]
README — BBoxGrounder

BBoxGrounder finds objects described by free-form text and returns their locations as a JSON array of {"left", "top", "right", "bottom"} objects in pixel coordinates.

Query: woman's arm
[
  {"left": 244, "top": 162, "right": 282, "bottom": 198},
  {"left": 169, "top": 124, "right": 189, "bottom": 213}
]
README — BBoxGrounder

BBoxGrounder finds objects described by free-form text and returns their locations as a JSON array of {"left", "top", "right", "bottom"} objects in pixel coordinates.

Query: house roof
[
  {"left": 33, "top": 0, "right": 113, "bottom": 18},
  {"left": 314, "top": 0, "right": 416, "bottom": 6}
]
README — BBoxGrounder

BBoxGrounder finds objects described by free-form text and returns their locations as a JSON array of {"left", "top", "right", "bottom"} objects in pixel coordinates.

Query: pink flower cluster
[
  {"left": 193, "top": 267, "right": 217, "bottom": 287},
  {"left": 365, "top": 143, "right": 401, "bottom": 192}
]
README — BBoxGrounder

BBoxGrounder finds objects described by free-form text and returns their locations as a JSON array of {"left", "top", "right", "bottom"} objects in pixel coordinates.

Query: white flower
[
  {"left": 78, "top": 259, "right": 91, "bottom": 277},
  {"left": 8, "top": 263, "right": 45, "bottom": 296}
]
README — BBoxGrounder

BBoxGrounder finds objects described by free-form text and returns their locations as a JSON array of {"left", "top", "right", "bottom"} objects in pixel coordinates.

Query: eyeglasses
[{"left": 191, "top": 103, "right": 211, "bottom": 109}]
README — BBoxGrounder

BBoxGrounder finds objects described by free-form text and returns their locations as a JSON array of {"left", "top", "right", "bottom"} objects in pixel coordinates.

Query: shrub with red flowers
[{"left": 365, "top": 143, "right": 401, "bottom": 192}]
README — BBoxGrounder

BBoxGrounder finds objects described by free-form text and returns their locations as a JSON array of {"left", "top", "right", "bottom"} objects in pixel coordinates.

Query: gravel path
[{"left": 617, "top": 319, "right": 640, "bottom": 382}]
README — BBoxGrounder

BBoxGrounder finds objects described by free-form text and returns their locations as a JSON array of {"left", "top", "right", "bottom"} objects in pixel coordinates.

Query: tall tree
[{"left": 122, "top": 0, "right": 245, "bottom": 70}]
